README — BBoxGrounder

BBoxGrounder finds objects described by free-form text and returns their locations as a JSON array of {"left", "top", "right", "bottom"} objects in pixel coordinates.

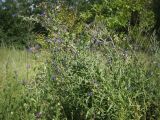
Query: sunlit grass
[
  {"left": 0, "top": 44, "right": 159, "bottom": 119},
  {"left": 0, "top": 46, "right": 46, "bottom": 90}
]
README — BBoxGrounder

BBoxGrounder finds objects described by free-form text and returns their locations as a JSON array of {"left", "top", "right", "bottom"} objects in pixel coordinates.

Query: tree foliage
[{"left": 0, "top": 0, "right": 159, "bottom": 45}]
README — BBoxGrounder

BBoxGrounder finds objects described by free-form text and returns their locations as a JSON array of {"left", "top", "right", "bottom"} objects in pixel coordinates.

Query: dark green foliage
[
  {"left": 130, "top": 10, "right": 140, "bottom": 27},
  {"left": 0, "top": 0, "right": 158, "bottom": 45},
  {"left": 32, "top": 23, "right": 49, "bottom": 36},
  {"left": 0, "top": 0, "right": 35, "bottom": 46},
  {"left": 152, "top": 0, "right": 160, "bottom": 39}
]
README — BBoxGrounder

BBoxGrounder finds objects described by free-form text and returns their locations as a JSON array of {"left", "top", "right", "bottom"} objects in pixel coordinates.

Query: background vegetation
[{"left": 0, "top": 0, "right": 160, "bottom": 119}]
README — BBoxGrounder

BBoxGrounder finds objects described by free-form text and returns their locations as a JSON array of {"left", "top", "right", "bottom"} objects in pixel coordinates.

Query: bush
[{"left": 23, "top": 37, "right": 160, "bottom": 119}]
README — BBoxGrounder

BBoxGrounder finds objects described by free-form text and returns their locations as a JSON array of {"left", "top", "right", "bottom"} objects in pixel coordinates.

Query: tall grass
[
  {"left": 0, "top": 46, "right": 46, "bottom": 119},
  {"left": 0, "top": 46, "right": 36, "bottom": 82},
  {"left": 0, "top": 37, "right": 160, "bottom": 119}
]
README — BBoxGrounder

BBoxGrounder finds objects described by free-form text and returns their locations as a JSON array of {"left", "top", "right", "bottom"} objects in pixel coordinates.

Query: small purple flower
[
  {"left": 45, "top": 38, "right": 53, "bottom": 43},
  {"left": 146, "top": 70, "right": 154, "bottom": 78},
  {"left": 2, "top": 6, "right": 7, "bottom": 10},
  {"left": 87, "top": 91, "right": 93, "bottom": 97},
  {"left": 122, "top": 50, "right": 128, "bottom": 59},
  {"left": 35, "top": 44, "right": 41, "bottom": 50},
  {"left": 134, "top": 45, "right": 139, "bottom": 51},
  {"left": 26, "top": 47, "right": 31, "bottom": 52},
  {"left": 1, "top": 0, "right": 5, "bottom": 3},
  {"left": 157, "top": 63, "right": 160, "bottom": 68},
  {"left": 54, "top": 48, "right": 60, "bottom": 52},
  {"left": 39, "top": 11, "right": 45, "bottom": 16},
  {"left": 51, "top": 75, "right": 56, "bottom": 81},
  {"left": 27, "top": 47, "right": 35, "bottom": 53},
  {"left": 51, "top": 61, "right": 57, "bottom": 67},
  {"left": 61, "top": 77, "right": 64, "bottom": 81},
  {"left": 54, "top": 38, "right": 62, "bottom": 44},
  {"left": 69, "top": 6, "right": 74, "bottom": 10},
  {"left": 12, "top": 13, "right": 17, "bottom": 17},
  {"left": 108, "top": 57, "right": 112, "bottom": 64},
  {"left": 35, "top": 112, "right": 42, "bottom": 119},
  {"left": 29, "top": 4, "right": 34, "bottom": 11},
  {"left": 93, "top": 38, "right": 104, "bottom": 46},
  {"left": 127, "top": 85, "right": 133, "bottom": 91},
  {"left": 86, "top": 0, "right": 89, "bottom": 2}
]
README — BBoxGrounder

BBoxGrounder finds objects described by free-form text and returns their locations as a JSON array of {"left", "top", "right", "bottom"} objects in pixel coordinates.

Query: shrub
[{"left": 28, "top": 36, "right": 160, "bottom": 119}]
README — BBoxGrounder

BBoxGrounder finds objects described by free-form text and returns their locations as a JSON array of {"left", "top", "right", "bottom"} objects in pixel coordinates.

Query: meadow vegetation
[{"left": 0, "top": 0, "right": 160, "bottom": 120}]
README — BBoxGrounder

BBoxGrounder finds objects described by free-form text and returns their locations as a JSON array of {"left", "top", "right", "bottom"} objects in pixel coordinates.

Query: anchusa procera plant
[{"left": 33, "top": 34, "right": 160, "bottom": 119}]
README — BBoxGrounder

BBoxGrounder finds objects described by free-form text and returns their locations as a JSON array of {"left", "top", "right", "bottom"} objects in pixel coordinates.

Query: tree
[
  {"left": 152, "top": 0, "right": 160, "bottom": 38},
  {"left": 0, "top": 0, "right": 33, "bottom": 45}
]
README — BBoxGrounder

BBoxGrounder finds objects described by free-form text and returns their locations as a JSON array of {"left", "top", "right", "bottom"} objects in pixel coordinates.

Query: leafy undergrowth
[
  {"left": 0, "top": 43, "right": 160, "bottom": 120},
  {"left": 41, "top": 42, "right": 160, "bottom": 120}
]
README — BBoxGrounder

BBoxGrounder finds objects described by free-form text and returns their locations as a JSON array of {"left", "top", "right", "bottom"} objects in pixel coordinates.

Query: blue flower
[
  {"left": 29, "top": 4, "right": 34, "bottom": 11},
  {"left": 51, "top": 75, "right": 56, "bottom": 81},
  {"left": 86, "top": 0, "right": 89, "bottom": 2},
  {"left": 54, "top": 38, "right": 62, "bottom": 44},
  {"left": 35, "top": 112, "right": 42, "bottom": 119},
  {"left": 122, "top": 50, "right": 128, "bottom": 59},
  {"left": 39, "top": 11, "right": 45, "bottom": 16},
  {"left": 87, "top": 91, "right": 93, "bottom": 97},
  {"left": 35, "top": 44, "right": 41, "bottom": 50},
  {"left": 146, "top": 70, "right": 153, "bottom": 78},
  {"left": 1, "top": 0, "right": 6, "bottom": 3},
  {"left": 12, "top": 13, "right": 17, "bottom": 17},
  {"left": 108, "top": 57, "right": 112, "bottom": 64},
  {"left": 45, "top": 38, "right": 53, "bottom": 43}
]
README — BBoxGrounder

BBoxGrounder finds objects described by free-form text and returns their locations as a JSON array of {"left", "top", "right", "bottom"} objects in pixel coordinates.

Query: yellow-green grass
[{"left": 0, "top": 47, "right": 45, "bottom": 91}]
